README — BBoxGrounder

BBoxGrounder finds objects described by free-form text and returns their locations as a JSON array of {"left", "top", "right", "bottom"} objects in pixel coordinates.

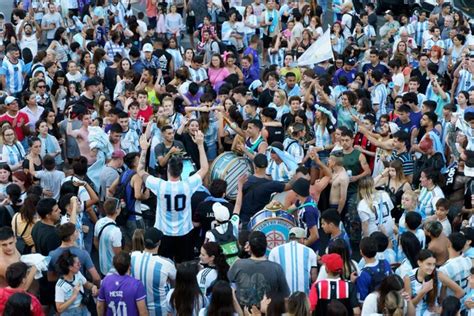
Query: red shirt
[
  {"left": 0, "top": 112, "right": 30, "bottom": 141},
  {"left": 0, "top": 287, "right": 44, "bottom": 316},
  {"left": 137, "top": 105, "right": 153, "bottom": 124}
]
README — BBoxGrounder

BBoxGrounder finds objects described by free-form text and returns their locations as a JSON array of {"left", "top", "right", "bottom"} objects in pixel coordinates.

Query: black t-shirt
[
  {"left": 175, "top": 133, "right": 207, "bottom": 170},
  {"left": 241, "top": 177, "right": 286, "bottom": 223},
  {"left": 79, "top": 94, "right": 95, "bottom": 111},
  {"left": 31, "top": 221, "right": 60, "bottom": 256},
  {"left": 265, "top": 125, "right": 285, "bottom": 145},
  {"left": 258, "top": 88, "right": 275, "bottom": 108},
  {"left": 103, "top": 66, "right": 118, "bottom": 95},
  {"left": 153, "top": 49, "right": 172, "bottom": 75},
  {"left": 411, "top": 67, "right": 430, "bottom": 94},
  {"left": 196, "top": 200, "right": 235, "bottom": 234}
]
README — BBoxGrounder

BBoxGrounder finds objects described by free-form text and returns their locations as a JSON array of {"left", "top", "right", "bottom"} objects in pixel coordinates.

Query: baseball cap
[
  {"left": 111, "top": 149, "right": 126, "bottom": 159},
  {"left": 321, "top": 253, "right": 343, "bottom": 273},
  {"left": 253, "top": 153, "right": 268, "bottom": 168},
  {"left": 212, "top": 202, "right": 230, "bottom": 222},
  {"left": 249, "top": 79, "right": 263, "bottom": 91},
  {"left": 292, "top": 178, "right": 310, "bottom": 197},
  {"left": 418, "top": 135, "right": 433, "bottom": 152},
  {"left": 384, "top": 10, "right": 394, "bottom": 16},
  {"left": 5, "top": 96, "right": 17, "bottom": 105},
  {"left": 346, "top": 58, "right": 356, "bottom": 66},
  {"left": 142, "top": 43, "right": 153, "bottom": 52},
  {"left": 84, "top": 77, "right": 99, "bottom": 88},
  {"left": 289, "top": 227, "right": 306, "bottom": 239},
  {"left": 144, "top": 227, "right": 163, "bottom": 249}
]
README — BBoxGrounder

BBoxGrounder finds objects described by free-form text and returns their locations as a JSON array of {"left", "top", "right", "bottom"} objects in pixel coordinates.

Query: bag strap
[
  {"left": 5, "top": 205, "right": 15, "bottom": 218},
  {"left": 15, "top": 214, "right": 28, "bottom": 238},
  {"left": 62, "top": 275, "right": 85, "bottom": 295},
  {"left": 285, "top": 140, "right": 298, "bottom": 151},
  {"left": 98, "top": 221, "right": 118, "bottom": 240}
]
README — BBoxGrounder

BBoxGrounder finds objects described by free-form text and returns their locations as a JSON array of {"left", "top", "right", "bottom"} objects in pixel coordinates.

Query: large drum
[
  {"left": 248, "top": 202, "right": 296, "bottom": 253},
  {"left": 209, "top": 152, "right": 254, "bottom": 200}
]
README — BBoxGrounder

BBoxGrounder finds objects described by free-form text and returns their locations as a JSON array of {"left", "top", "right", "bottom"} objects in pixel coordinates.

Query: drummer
[
  {"left": 290, "top": 178, "right": 320, "bottom": 254},
  {"left": 238, "top": 119, "right": 268, "bottom": 160}
]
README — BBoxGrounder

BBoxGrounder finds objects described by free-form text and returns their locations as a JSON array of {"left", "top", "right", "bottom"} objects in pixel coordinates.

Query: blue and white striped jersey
[
  {"left": 146, "top": 174, "right": 202, "bottom": 236},
  {"left": 268, "top": 241, "right": 317, "bottom": 294},
  {"left": 0, "top": 57, "right": 26, "bottom": 94},
  {"left": 94, "top": 217, "right": 122, "bottom": 275},
  {"left": 439, "top": 256, "right": 472, "bottom": 297},
  {"left": 131, "top": 251, "right": 177, "bottom": 316}
]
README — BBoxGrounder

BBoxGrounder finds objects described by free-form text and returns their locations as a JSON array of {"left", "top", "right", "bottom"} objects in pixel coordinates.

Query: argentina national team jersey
[
  {"left": 131, "top": 251, "right": 177, "bottom": 316},
  {"left": 268, "top": 241, "right": 317, "bottom": 294},
  {"left": 146, "top": 174, "right": 202, "bottom": 236},
  {"left": 439, "top": 256, "right": 472, "bottom": 297}
]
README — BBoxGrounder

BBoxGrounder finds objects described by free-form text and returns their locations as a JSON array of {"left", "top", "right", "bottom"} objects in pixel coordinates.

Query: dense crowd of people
[{"left": 0, "top": 0, "right": 473, "bottom": 315}]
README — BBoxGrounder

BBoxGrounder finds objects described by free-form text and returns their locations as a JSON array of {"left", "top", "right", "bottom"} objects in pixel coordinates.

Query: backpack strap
[
  {"left": 98, "top": 221, "right": 118, "bottom": 240},
  {"left": 5, "top": 205, "right": 15, "bottom": 218},
  {"left": 210, "top": 222, "right": 233, "bottom": 244},
  {"left": 15, "top": 214, "right": 28, "bottom": 238},
  {"left": 285, "top": 140, "right": 298, "bottom": 151}
]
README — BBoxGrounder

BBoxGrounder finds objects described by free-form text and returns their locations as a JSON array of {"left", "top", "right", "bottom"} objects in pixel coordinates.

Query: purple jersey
[{"left": 98, "top": 273, "right": 146, "bottom": 316}]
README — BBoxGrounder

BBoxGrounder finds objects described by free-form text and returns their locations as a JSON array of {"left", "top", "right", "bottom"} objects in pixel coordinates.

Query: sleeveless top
[
  {"left": 265, "top": 126, "right": 284, "bottom": 145},
  {"left": 343, "top": 149, "right": 362, "bottom": 195}
]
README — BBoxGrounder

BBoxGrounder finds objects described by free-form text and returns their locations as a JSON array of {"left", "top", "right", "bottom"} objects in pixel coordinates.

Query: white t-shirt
[
  {"left": 392, "top": 72, "right": 405, "bottom": 95},
  {"left": 358, "top": 191, "right": 394, "bottom": 237}
]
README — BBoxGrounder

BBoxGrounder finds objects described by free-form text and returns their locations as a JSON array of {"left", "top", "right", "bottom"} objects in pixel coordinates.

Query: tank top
[
  {"left": 265, "top": 126, "right": 284, "bottom": 145},
  {"left": 343, "top": 149, "right": 362, "bottom": 195}
]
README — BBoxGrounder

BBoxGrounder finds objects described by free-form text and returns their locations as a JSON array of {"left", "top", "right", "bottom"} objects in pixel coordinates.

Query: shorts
[
  {"left": 263, "top": 34, "right": 273, "bottom": 49},
  {"left": 159, "top": 230, "right": 195, "bottom": 263}
]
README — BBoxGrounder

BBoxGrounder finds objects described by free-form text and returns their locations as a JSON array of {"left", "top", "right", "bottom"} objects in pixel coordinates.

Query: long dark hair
[
  {"left": 400, "top": 232, "right": 421, "bottom": 269},
  {"left": 170, "top": 261, "right": 204, "bottom": 316},
  {"left": 206, "top": 281, "right": 235, "bottom": 316},
  {"left": 417, "top": 249, "right": 438, "bottom": 307},
  {"left": 328, "top": 239, "right": 356, "bottom": 280},
  {"left": 19, "top": 194, "right": 40, "bottom": 225},
  {"left": 266, "top": 292, "right": 287, "bottom": 316},
  {"left": 377, "top": 274, "right": 404, "bottom": 313},
  {"left": 53, "top": 27, "right": 67, "bottom": 44},
  {"left": 51, "top": 70, "right": 70, "bottom": 96},
  {"left": 202, "top": 242, "right": 229, "bottom": 282}
]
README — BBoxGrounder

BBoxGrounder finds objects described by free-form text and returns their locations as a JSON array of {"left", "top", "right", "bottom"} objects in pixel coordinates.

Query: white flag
[{"left": 297, "top": 28, "right": 334, "bottom": 66}]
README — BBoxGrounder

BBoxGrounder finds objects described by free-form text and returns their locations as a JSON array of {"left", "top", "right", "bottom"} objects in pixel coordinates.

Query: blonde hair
[
  {"left": 358, "top": 176, "right": 376, "bottom": 213},
  {"left": 274, "top": 89, "right": 287, "bottom": 106},
  {"left": 402, "top": 190, "right": 418, "bottom": 210}
]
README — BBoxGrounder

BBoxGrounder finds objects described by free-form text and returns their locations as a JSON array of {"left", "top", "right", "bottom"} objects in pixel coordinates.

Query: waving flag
[{"left": 297, "top": 28, "right": 334, "bottom": 66}]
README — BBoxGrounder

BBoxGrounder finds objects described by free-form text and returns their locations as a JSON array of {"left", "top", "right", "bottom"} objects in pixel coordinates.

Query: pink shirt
[
  {"left": 208, "top": 67, "right": 230, "bottom": 90},
  {"left": 146, "top": 0, "right": 157, "bottom": 17}
]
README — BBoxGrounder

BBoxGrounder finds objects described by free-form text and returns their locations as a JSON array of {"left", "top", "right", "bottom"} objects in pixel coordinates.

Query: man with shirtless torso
[
  {"left": 0, "top": 227, "right": 21, "bottom": 287},
  {"left": 327, "top": 151, "right": 349, "bottom": 214},
  {"left": 66, "top": 113, "right": 97, "bottom": 165},
  {"left": 425, "top": 220, "right": 449, "bottom": 266}
]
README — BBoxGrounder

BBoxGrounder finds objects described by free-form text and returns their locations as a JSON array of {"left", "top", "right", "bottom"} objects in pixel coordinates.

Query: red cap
[{"left": 321, "top": 253, "right": 343, "bottom": 273}]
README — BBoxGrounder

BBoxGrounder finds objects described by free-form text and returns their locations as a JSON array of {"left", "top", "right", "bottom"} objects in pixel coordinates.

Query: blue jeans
[{"left": 62, "top": 306, "right": 89, "bottom": 316}]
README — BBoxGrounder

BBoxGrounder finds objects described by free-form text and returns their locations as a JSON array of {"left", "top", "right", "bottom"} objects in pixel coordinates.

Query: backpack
[
  {"left": 362, "top": 260, "right": 392, "bottom": 294},
  {"left": 210, "top": 222, "right": 239, "bottom": 265},
  {"left": 113, "top": 170, "right": 137, "bottom": 226},
  {"left": 344, "top": 194, "right": 361, "bottom": 244},
  {"left": 345, "top": 13, "right": 362, "bottom": 34}
]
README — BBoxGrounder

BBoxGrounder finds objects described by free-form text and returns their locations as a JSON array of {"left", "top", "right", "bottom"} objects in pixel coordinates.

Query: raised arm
[{"left": 192, "top": 131, "right": 209, "bottom": 179}]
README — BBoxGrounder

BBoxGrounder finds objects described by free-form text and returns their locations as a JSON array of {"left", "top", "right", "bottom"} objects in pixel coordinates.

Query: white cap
[
  {"left": 142, "top": 43, "right": 153, "bottom": 52},
  {"left": 5, "top": 96, "right": 17, "bottom": 105},
  {"left": 212, "top": 202, "right": 230, "bottom": 222}
]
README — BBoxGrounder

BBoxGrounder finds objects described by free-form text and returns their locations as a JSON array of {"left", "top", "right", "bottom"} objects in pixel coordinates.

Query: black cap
[
  {"left": 346, "top": 58, "right": 356, "bottom": 66},
  {"left": 253, "top": 153, "right": 268, "bottom": 168},
  {"left": 84, "top": 77, "right": 99, "bottom": 88},
  {"left": 270, "top": 141, "right": 284, "bottom": 152},
  {"left": 144, "top": 227, "right": 163, "bottom": 249},
  {"left": 129, "top": 46, "right": 140, "bottom": 58},
  {"left": 292, "top": 178, "right": 310, "bottom": 197}
]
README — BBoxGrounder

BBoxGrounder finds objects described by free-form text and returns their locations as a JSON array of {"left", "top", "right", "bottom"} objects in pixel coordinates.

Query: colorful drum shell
[
  {"left": 209, "top": 152, "right": 254, "bottom": 200},
  {"left": 181, "top": 158, "right": 197, "bottom": 180},
  {"left": 248, "top": 210, "right": 296, "bottom": 253}
]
